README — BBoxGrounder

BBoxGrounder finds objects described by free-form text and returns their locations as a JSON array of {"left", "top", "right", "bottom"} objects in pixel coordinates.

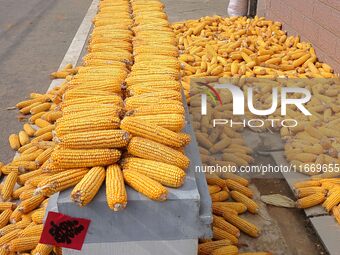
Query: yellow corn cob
[
  {"left": 0, "top": 223, "right": 18, "bottom": 237},
  {"left": 230, "top": 191, "right": 259, "bottom": 214},
  {"left": 322, "top": 189, "right": 340, "bottom": 212},
  {"left": 51, "top": 148, "right": 121, "bottom": 168},
  {"left": 122, "top": 157, "right": 186, "bottom": 188},
  {"left": 62, "top": 103, "right": 122, "bottom": 115},
  {"left": 29, "top": 112, "right": 46, "bottom": 124},
  {"left": 9, "top": 160, "right": 38, "bottom": 172},
  {"left": 8, "top": 235, "right": 40, "bottom": 252},
  {"left": 219, "top": 173, "right": 249, "bottom": 187},
  {"left": 212, "top": 202, "right": 247, "bottom": 214},
  {"left": 106, "top": 164, "right": 127, "bottom": 211},
  {"left": 1, "top": 171, "right": 18, "bottom": 201},
  {"left": 20, "top": 102, "right": 41, "bottom": 115},
  {"left": 296, "top": 187, "right": 327, "bottom": 198},
  {"left": 19, "top": 188, "right": 35, "bottom": 200},
  {"left": 211, "top": 191, "right": 229, "bottom": 202},
  {"left": 71, "top": 166, "right": 106, "bottom": 206},
  {"left": 19, "top": 131, "right": 30, "bottom": 146},
  {"left": 14, "top": 149, "right": 43, "bottom": 162},
  {"left": 212, "top": 227, "right": 238, "bottom": 244},
  {"left": 125, "top": 104, "right": 184, "bottom": 117},
  {"left": 35, "top": 147, "right": 54, "bottom": 165},
  {"left": 121, "top": 117, "right": 190, "bottom": 148},
  {"left": 17, "top": 169, "right": 43, "bottom": 185},
  {"left": 32, "top": 243, "right": 53, "bottom": 255},
  {"left": 0, "top": 209, "right": 12, "bottom": 229},
  {"left": 64, "top": 89, "right": 116, "bottom": 100},
  {"left": 124, "top": 98, "right": 182, "bottom": 111},
  {"left": 83, "top": 52, "right": 132, "bottom": 63},
  {"left": 35, "top": 118, "right": 51, "bottom": 128},
  {"left": 209, "top": 185, "right": 222, "bottom": 194},
  {"left": 61, "top": 95, "right": 123, "bottom": 109},
  {"left": 31, "top": 132, "right": 53, "bottom": 143},
  {"left": 31, "top": 208, "right": 45, "bottom": 224},
  {"left": 226, "top": 179, "right": 253, "bottom": 198},
  {"left": 0, "top": 202, "right": 15, "bottom": 211},
  {"left": 212, "top": 215, "right": 240, "bottom": 237},
  {"left": 206, "top": 177, "right": 227, "bottom": 188},
  {"left": 123, "top": 169, "right": 168, "bottom": 201},
  {"left": 125, "top": 90, "right": 182, "bottom": 103},
  {"left": 127, "top": 81, "right": 181, "bottom": 94},
  {"left": 9, "top": 134, "right": 20, "bottom": 150},
  {"left": 30, "top": 103, "right": 51, "bottom": 115},
  {"left": 21, "top": 146, "right": 39, "bottom": 155},
  {"left": 83, "top": 58, "right": 129, "bottom": 67},
  {"left": 55, "top": 116, "right": 121, "bottom": 137},
  {"left": 57, "top": 130, "right": 130, "bottom": 149},
  {"left": 13, "top": 185, "right": 31, "bottom": 200},
  {"left": 41, "top": 162, "right": 68, "bottom": 174},
  {"left": 129, "top": 68, "right": 179, "bottom": 78},
  {"left": 211, "top": 245, "right": 238, "bottom": 255},
  {"left": 23, "top": 124, "right": 36, "bottom": 138},
  {"left": 89, "top": 42, "right": 132, "bottom": 52},
  {"left": 223, "top": 213, "right": 260, "bottom": 237},
  {"left": 296, "top": 192, "right": 326, "bottom": 208},
  {"left": 0, "top": 164, "right": 17, "bottom": 175},
  {"left": 198, "top": 239, "right": 232, "bottom": 255},
  {"left": 26, "top": 173, "right": 53, "bottom": 187},
  {"left": 68, "top": 82, "right": 123, "bottom": 94},
  {"left": 16, "top": 96, "right": 50, "bottom": 109},
  {"left": 60, "top": 108, "right": 122, "bottom": 123},
  {"left": 125, "top": 74, "right": 177, "bottom": 86},
  {"left": 0, "top": 229, "right": 22, "bottom": 246},
  {"left": 127, "top": 137, "right": 190, "bottom": 169},
  {"left": 34, "top": 125, "right": 55, "bottom": 137},
  {"left": 19, "top": 224, "right": 43, "bottom": 237},
  {"left": 131, "top": 114, "right": 185, "bottom": 132},
  {"left": 332, "top": 205, "right": 340, "bottom": 224},
  {"left": 294, "top": 180, "right": 321, "bottom": 189},
  {"left": 17, "top": 194, "right": 46, "bottom": 213},
  {"left": 36, "top": 169, "right": 89, "bottom": 196},
  {"left": 44, "top": 111, "right": 63, "bottom": 123}
]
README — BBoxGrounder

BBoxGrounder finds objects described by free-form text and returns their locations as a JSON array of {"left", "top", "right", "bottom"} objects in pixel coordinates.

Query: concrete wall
[{"left": 259, "top": 0, "right": 340, "bottom": 73}]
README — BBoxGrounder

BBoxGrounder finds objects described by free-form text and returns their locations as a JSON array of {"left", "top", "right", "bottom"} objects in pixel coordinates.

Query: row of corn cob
[
  {"left": 119, "top": 0, "right": 190, "bottom": 202},
  {"left": 199, "top": 174, "right": 272, "bottom": 255}
]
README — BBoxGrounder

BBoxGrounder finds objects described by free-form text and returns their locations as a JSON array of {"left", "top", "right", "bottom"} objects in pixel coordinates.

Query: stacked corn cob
[
  {"left": 119, "top": 0, "right": 189, "bottom": 202},
  {"left": 293, "top": 179, "right": 340, "bottom": 222},
  {"left": 200, "top": 174, "right": 272, "bottom": 254}
]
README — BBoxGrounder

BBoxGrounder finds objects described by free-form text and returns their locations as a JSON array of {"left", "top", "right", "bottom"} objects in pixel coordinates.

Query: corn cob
[
  {"left": 36, "top": 169, "right": 89, "bottom": 196},
  {"left": 125, "top": 90, "right": 182, "bottom": 103},
  {"left": 226, "top": 179, "right": 253, "bottom": 198},
  {"left": 123, "top": 169, "right": 168, "bottom": 201},
  {"left": 8, "top": 235, "right": 40, "bottom": 252},
  {"left": 26, "top": 173, "right": 52, "bottom": 187},
  {"left": 62, "top": 103, "right": 122, "bottom": 115},
  {"left": 211, "top": 245, "right": 238, "bottom": 255},
  {"left": 64, "top": 89, "right": 116, "bottom": 100},
  {"left": 35, "top": 147, "right": 54, "bottom": 165},
  {"left": 31, "top": 132, "right": 53, "bottom": 143},
  {"left": 206, "top": 177, "right": 227, "bottom": 188},
  {"left": 296, "top": 193, "right": 326, "bottom": 208},
  {"left": 322, "top": 189, "right": 340, "bottom": 212},
  {"left": 211, "top": 191, "right": 229, "bottom": 202},
  {"left": 31, "top": 208, "right": 45, "bottom": 224},
  {"left": 198, "top": 239, "right": 232, "bottom": 255},
  {"left": 18, "top": 131, "right": 30, "bottom": 146},
  {"left": 21, "top": 145, "right": 39, "bottom": 155},
  {"left": 124, "top": 98, "right": 182, "bottom": 111},
  {"left": 58, "top": 130, "right": 130, "bottom": 149},
  {"left": 60, "top": 108, "right": 122, "bottom": 122},
  {"left": 223, "top": 213, "right": 260, "bottom": 238},
  {"left": 61, "top": 95, "right": 123, "bottom": 109},
  {"left": 32, "top": 243, "right": 53, "bottom": 255},
  {"left": 212, "top": 202, "right": 239, "bottom": 215},
  {"left": 14, "top": 149, "right": 43, "bottom": 162},
  {"left": 9, "top": 160, "right": 38, "bottom": 172},
  {"left": 51, "top": 148, "right": 121, "bottom": 168},
  {"left": 106, "top": 164, "right": 127, "bottom": 211},
  {"left": 34, "top": 125, "right": 55, "bottom": 137},
  {"left": 212, "top": 202, "right": 247, "bottom": 214},
  {"left": 30, "top": 103, "right": 51, "bottom": 115},
  {"left": 212, "top": 227, "right": 238, "bottom": 244},
  {"left": 22, "top": 124, "right": 35, "bottom": 137},
  {"left": 122, "top": 157, "right": 186, "bottom": 188},
  {"left": 131, "top": 114, "right": 185, "bottom": 132},
  {"left": 55, "top": 116, "right": 121, "bottom": 137},
  {"left": 9, "top": 134, "right": 20, "bottom": 150},
  {"left": 127, "top": 137, "right": 190, "bottom": 169},
  {"left": 71, "top": 166, "right": 106, "bottom": 206},
  {"left": 16, "top": 96, "right": 50, "bottom": 109},
  {"left": 294, "top": 180, "right": 321, "bottom": 189},
  {"left": 0, "top": 202, "right": 15, "bottom": 211},
  {"left": 35, "top": 118, "right": 51, "bottom": 128},
  {"left": 230, "top": 191, "right": 259, "bottom": 214},
  {"left": 125, "top": 104, "right": 184, "bottom": 117},
  {"left": 121, "top": 117, "right": 190, "bottom": 148},
  {"left": 332, "top": 205, "right": 340, "bottom": 224},
  {"left": 0, "top": 209, "right": 12, "bottom": 229},
  {"left": 1, "top": 171, "right": 18, "bottom": 201},
  {"left": 19, "top": 224, "right": 43, "bottom": 237},
  {"left": 212, "top": 215, "right": 240, "bottom": 237},
  {"left": 296, "top": 187, "right": 327, "bottom": 198},
  {"left": 17, "top": 169, "right": 43, "bottom": 185},
  {"left": 209, "top": 185, "right": 222, "bottom": 194},
  {"left": 0, "top": 229, "right": 22, "bottom": 246},
  {"left": 20, "top": 102, "right": 41, "bottom": 115},
  {"left": 17, "top": 194, "right": 46, "bottom": 213}
]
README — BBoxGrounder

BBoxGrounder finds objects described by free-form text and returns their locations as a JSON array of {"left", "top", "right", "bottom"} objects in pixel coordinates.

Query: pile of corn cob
[
  {"left": 200, "top": 174, "right": 272, "bottom": 255},
  {"left": 172, "top": 16, "right": 340, "bottom": 224},
  {"left": 293, "top": 179, "right": 340, "bottom": 222}
]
